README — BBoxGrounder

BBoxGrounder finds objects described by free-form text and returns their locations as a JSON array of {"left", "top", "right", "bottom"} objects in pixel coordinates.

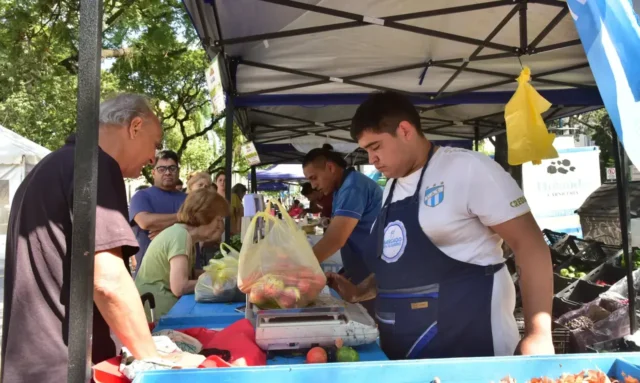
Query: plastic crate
[
  {"left": 554, "top": 273, "right": 574, "bottom": 294},
  {"left": 559, "top": 280, "right": 610, "bottom": 305},
  {"left": 587, "top": 337, "right": 640, "bottom": 353},
  {"left": 517, "top": 319, "right": 571, "bottom": 354},
  {"left": 132, "top": 354, "right": 640, "bottom": 383},
  {"left": 543, "top": 229, "right": 569, "bottom": 246},
  {"left": 553, "top": 296, "right": 582, "bottom": 319},
  {"left": 585, "top": 263, "right": 627, "bottom": 287}
]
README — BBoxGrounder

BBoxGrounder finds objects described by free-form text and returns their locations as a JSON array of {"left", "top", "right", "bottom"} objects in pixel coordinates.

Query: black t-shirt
[{"left": 1, "top": 135, "right": 139, "bottom": 382}]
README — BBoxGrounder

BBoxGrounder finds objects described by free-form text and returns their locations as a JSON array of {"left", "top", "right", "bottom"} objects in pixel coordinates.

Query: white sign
[
  {"left": 205, "top": 54, "right": 225, "bottom": 115},
  {"left": 603, "top": 166, "right": 640, "bottom": 182},
  {"left": 241, "top": 141, "right": 261, "bottom": 166},
  {"left": 523, "top": 147, "right": 602, "bottom": 237}
]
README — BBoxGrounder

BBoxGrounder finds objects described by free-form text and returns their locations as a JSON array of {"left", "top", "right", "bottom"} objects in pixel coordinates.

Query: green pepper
[
  {"left": 336, "top": 347, "right": 359, "bottom": 362},
  {"left": 560, "top": 269, "right": 570, "bottom": 277}
]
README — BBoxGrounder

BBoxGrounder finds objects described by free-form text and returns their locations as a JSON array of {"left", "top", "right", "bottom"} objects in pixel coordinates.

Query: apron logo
[
  {"left": 382, "top": 220, "right": 407, "bottom": 263},
  {"left": 424, "top": 183, "right": 445, "bottom": 207}
]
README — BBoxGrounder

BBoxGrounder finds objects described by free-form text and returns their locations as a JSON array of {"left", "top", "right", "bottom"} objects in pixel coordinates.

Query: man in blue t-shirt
[
  {"left": 302, "top": 144, "right": 382, "bottom": 315},
  {"left": 129, "top": 150, "right": 187, "bottom": 274}
]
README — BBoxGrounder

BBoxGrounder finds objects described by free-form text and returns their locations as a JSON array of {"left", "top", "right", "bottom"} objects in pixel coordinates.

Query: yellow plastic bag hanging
[{"left": 504, "top": 66, "right": 559, "bottom": 165}]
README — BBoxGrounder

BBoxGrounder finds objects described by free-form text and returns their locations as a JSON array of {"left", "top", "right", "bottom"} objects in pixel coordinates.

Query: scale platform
[{"left": 246, "top": 287, "right": 379, "bottom": 351}]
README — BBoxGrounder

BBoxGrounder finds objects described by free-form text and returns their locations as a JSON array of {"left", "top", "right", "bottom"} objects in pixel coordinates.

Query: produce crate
[
  {"left": 553, "top": 296, "right": 582, "bottom": 319},
  {"left": 554, "top": 273, "right": 574, "bottom": 294},
  {"left": 587, "top": 337, "right": 640, "bottom": 353},
  {"left": 133, "top": 354, "right": 640, "bottom": 383},
  {"left": 585, "top": 263, "right": 628, "bottom": 287},
  {"left": 543, "top": 229, "right": 569, "bottom": 247},
  {"left": 516, "top": 318, "right": 571, "bottom": 354},
  {"left": 557, "top": 280, "right": 610, "bottom": 305}
]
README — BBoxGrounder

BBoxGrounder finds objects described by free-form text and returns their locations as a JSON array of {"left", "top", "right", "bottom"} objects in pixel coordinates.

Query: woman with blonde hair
[
  {"left": 135, "top": 188, "right": 230, "bottom": 320},
  {"left": 186, "top": 171, "right": 212, "bottom": 192}
]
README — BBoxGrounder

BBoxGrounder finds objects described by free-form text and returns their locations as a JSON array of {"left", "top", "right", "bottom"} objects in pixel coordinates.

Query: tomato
[{"left": 306, "top": 347, "right": 328, "bottom": 364}]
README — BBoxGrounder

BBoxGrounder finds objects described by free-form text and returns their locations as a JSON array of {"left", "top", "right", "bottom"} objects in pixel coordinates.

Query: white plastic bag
[
  {"left": 195, "top": 243, "right": 245, "bottom": 303},
  {"left": 238, "top": 201, "right": 326, "bottom": 309}
]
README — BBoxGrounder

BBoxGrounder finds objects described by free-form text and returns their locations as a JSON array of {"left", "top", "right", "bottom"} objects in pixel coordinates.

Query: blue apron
[{"left": 369, "top": 145, "right": 504, "bottom": 360}]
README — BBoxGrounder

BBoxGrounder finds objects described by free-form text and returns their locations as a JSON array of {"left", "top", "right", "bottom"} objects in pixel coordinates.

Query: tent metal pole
[
  {"left": 519, "top": 2, "right": 528, "bottom": 52},
  {"left": 239, "top": 59, "right": 438, "bottom": 102},
  {"left": 528, "top": 6, "right": 569, "bottom": 50},
  {"left": 250, "top": 166, "right": 257, "bottom": 193},
  {"left": 224, "top": 94, "right": 235, "bottom": 243},
  {"left": 435, "top": 4, "right": 520, "bottom": 98},
  {"left": 533, "top": 39, "right": 581, "bottom": 53},
  {"left": 216, "top": 1, "right": 515, "bottom": 46},
  {"left": 67, "top": 0, "right": 103, "bottom": 381},
  {"left": 474, "top": 126, "right": 480, "bottom": 151},
  {"left": 249, "top": 108, "right": 346, "bottom": 130},
  {"left": 257, "top": 0, "right": 517, "bottom": 52},
  {"left": 433, "top": 63, "right": 594, "bottom": 89},
  {"left": 529, "top": 0, "right": 566, "bottom": 7},
  {"left": 611, "top": 125, "right": 638, "bottom": 334}
]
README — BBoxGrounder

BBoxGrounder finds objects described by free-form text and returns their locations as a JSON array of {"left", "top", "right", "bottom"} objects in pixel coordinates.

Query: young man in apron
[
  {"left": 302, "top": 144, "right": 383, "bottom": 317},
  {"left": 327, "top": 91, "right": 554, "bottom": 359}
]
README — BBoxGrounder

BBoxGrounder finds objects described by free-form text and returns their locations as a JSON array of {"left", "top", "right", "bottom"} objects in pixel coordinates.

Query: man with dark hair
[
  {"left": 175, "top": 178, "right": 184, "bottom": 192},
  {"left": 328, "top": 91, "right": 554, "bottom": 360},
  {"left": 129, "top": 150, "right": 187, "bottom": 273},
  {"left": 302, "top": 144, "right": 382, "bottom": 317},
  {"left": 301, "top": 182, "right": 333, "bottom": 218}
]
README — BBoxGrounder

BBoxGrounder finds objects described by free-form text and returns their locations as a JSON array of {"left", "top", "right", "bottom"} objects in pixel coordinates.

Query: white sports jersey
[{"left": 381, "top": 147, "right": 530, "bottom": 356}]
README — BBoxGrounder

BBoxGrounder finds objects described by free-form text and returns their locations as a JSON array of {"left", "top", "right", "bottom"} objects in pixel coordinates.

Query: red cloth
[
  {"left": 93, "top": 319, "right": 266, "bottom": 383},
  {"left": 179, "top": 320, "right": 266, "bottom": 366},
  {"left": 288, "top": 206, "right": 304, "bottom": 217}
]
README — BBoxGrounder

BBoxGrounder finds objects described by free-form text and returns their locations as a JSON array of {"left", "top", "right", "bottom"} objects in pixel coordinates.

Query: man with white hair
[{"left": 2, "top": 93, "right": 167, "bottom": 381}]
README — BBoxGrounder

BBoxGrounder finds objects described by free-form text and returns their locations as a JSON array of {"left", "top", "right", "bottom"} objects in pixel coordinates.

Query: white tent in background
[{"left": 0, "top": 125, "right": 51, "bottom": 235}]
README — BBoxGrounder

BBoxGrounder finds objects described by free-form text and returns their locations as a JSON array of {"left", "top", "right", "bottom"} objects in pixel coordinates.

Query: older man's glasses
[{"left": 155, "top": 165, "right": 178, "bottom": 174}]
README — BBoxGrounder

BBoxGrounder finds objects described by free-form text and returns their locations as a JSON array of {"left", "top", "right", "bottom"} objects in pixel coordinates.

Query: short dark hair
[
  {"left": 301, "top": 182, "right": 314, "bottom": 196},
  {"left": 351, "top": 91, "right": 422, "bottom": 140},
  {"left": 155, "top": 150, "right": 180, "bottom": 166},
  {"left": 215, "top": 171, "right": 225, "bottom": 181},
  {"left": 302, "top": 144, "right": 347, "bottom": 169},
  {"left": 176, "top": 179, "right": 183, "bottom": 186},
  {"left": 232, "top": 183, "right": 247, "bottom": 195}
]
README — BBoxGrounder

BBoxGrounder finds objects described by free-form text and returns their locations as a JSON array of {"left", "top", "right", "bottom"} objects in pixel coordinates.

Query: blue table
[
  {"left": 154, "top": 296, "right": 388, "bottom": 365},
  {"left": 159, "top": 294, "right": 245, "bottom": 329}
]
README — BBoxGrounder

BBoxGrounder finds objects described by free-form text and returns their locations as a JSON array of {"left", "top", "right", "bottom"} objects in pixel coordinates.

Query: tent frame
[
  {"left": 63, "top": 0, "right": 637, "bottom": 381},
  {"left": 194, "top": 0, "right": 603, "bottom": 150}
]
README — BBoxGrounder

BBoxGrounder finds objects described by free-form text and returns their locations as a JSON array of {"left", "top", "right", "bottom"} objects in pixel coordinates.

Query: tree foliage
[{"left": 0, "top": 0, "right": 247, "bottom": 183}]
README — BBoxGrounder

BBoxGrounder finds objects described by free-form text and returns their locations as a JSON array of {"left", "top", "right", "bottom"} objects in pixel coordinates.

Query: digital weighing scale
[{"left": 246, "top": 287, "right": 379, "bottom": 351}]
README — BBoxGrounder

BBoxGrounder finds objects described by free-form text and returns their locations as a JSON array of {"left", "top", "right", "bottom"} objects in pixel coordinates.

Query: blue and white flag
[{"left": 568, "top": 0, "right": 640, "bottom": 165}]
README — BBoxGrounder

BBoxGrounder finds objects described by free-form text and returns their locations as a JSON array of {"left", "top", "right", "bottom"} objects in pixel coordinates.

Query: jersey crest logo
[
  {"left": 382, "top": 220, "right": 407, "bottom": 263},
  {"left": 424, "top": 183, "right": 445, "bottom": 207}
]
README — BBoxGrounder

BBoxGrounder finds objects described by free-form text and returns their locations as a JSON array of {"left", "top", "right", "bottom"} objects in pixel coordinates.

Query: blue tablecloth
[{"left": 154, "top": 295, "right": 388, "bottom": 365}]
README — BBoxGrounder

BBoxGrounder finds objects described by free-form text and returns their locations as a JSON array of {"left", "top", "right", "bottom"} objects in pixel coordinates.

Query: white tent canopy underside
[{"left": 184, "top": 0, "right": 608, "bottom": 161}]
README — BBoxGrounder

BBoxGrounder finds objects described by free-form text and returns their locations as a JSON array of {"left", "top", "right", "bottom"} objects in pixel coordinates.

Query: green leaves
[{"left": 0, "top": 0, "right": 247, "bottom": 180}]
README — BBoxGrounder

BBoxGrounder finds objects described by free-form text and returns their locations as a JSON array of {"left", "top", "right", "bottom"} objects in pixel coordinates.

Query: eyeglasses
[{"left": 155, "top": 165, "right": 178, "bottom": 174}]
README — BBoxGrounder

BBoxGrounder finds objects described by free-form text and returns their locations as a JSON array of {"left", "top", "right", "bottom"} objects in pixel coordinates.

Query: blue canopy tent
[
  {"left": 257, "top": 181, "right": 290, "bottom": 191},
  {"left": 256, "top": 164, "right": 306, "bottom": 181}
]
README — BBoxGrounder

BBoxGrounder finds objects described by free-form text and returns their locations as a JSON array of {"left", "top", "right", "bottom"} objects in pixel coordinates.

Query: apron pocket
[
  {"left": 375, "top": 311, "right": 396, "bottom": 325},
  {"left": 376, "top": 291, "right": 439, "bottom": 360}
]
